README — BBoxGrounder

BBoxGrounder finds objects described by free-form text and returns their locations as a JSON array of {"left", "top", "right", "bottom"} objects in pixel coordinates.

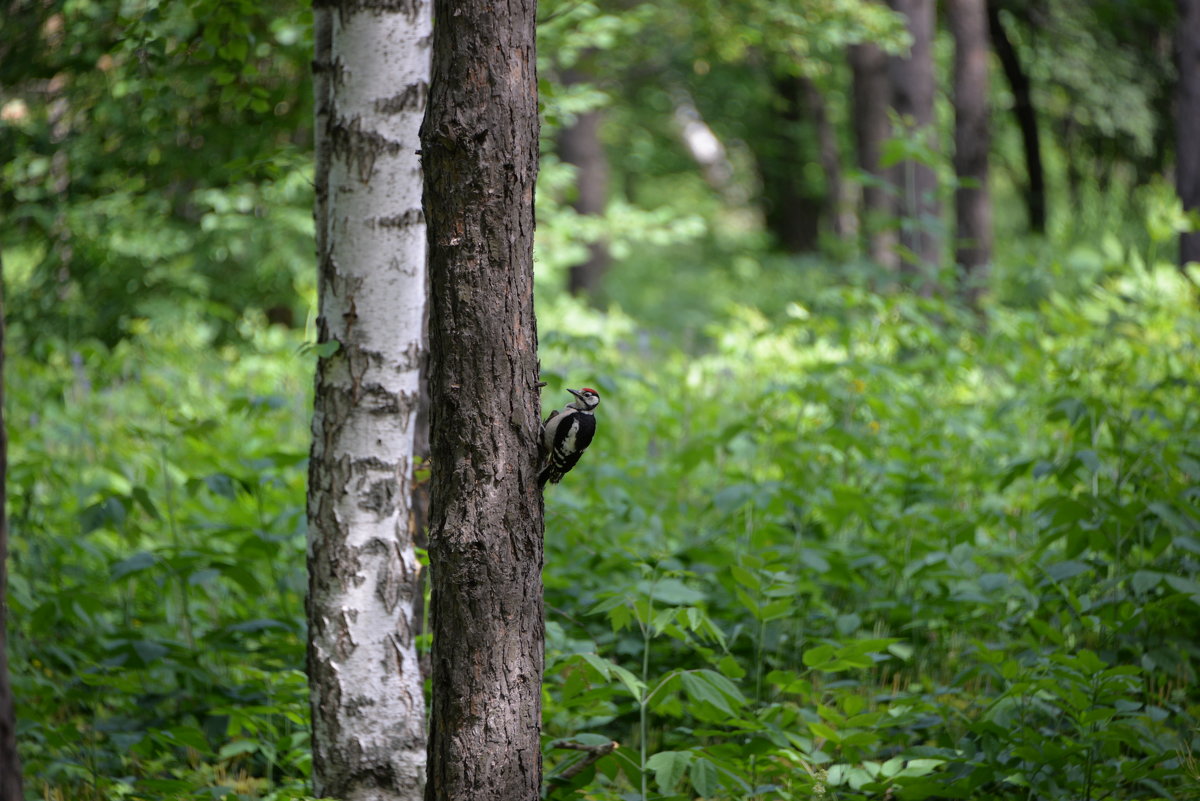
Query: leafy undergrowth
[{"left": 9, "top": 259, "right": 1200, "bottom": 800}]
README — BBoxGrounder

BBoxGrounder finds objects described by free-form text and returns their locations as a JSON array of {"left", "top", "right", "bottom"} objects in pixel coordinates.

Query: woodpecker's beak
[{"left": 567, "top": 388, "right": 585, "bottom": 400}]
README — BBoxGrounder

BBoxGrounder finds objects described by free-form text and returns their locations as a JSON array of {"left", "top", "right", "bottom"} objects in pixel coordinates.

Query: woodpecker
[{"left": 539, "top": 387, "right": 600, "bottom": 489}]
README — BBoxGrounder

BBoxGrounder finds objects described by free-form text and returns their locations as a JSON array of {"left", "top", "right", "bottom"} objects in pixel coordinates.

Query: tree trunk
[
  {"left": 888, "top": 0, "right": 941, "bottom": 281},
  {"left": 802, "top": 77, "right": 856, "bottom": 241},
  {"left": 0, "top": 253, "right": 22, "bottom": 801},
  {"left": 988, "top": 2, "right": 1046, "bottom": 234},
  {"left": 557, "top": 70, "right": 611, "bottom": 298},
  {"left": 850, "top": 41, "right": 900, "bottom": 269},
  {"left": 420, "top": 0, "right": 544, "bottom": 798},
  {"left": 761, "top": 74, "right": 823, "bottom": 253},
  {"left": 307, "top": 0, "right": 431, "bottom": 797},
  {"left": 1179, "top": 0, "right": 1200, "bottom": 268},
  {"left": 948, "top": 0, "right": 993, "bottom": 306}
]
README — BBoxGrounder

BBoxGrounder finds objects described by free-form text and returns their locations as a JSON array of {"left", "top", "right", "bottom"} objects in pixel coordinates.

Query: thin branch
[{"left": 546, "top": 738, "right": 619, "bottom": 785}]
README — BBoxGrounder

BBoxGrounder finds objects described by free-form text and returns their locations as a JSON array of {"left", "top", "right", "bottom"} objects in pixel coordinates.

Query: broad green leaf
[
  {"left": 645, "top": 750, "right": 692, "bottom": 793},
  {"left": 689, "top": 756, "right": 719, "bottom": 797}
]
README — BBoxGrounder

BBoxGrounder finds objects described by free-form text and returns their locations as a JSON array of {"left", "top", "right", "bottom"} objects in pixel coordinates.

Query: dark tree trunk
[
  {"left": 888, "top": 0, "right": 941, "bottom": 281},
  {"left": 801, "top": 77, "right": 854, "bottom": 240},
  {"left": 761, "top": 73, "right": 823, "bottom": 253},
  {"left": 420, "top": 0, "right": 544, "bottom": 797},
  {"left": 988, "top": 2, "right": 1046, "bottom": 234},
  {"left": 557, "top": 71, "right": 610, "bottom": 298},
  {"left": 0, "top": 255, "right": 22, "bottom": 801},
  {"left": 948, "top": 0, "right": 994, "bottom": 306},
  {"left": 1179, "top": 0, "right": 1200, "bottom": 268},
  {"left": 850, "top": 41, "right": 899, "bottom": 269}
]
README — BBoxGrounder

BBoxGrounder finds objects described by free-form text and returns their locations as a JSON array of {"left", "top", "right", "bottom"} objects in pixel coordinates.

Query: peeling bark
[
  {"left": 307, "top": 0, "right": 431, "bottom": 798},
  {"left": 420, "top": 0, "right": 544, "bottom": 797}
]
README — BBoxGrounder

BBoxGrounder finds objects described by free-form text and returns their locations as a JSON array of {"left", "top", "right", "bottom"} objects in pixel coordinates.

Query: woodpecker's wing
[
  {"left": 544, "top": 412, "right": 596, "bottom": 483},
  {"left": 540, "top": 408, "right": 563, "bottom": 458}
]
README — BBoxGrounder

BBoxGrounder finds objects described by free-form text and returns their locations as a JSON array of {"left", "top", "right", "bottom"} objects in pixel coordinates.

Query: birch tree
[
  {"left": 307, "top": 0, "right": 431, "bottom": 798},
  {"left": 420, "top": 0, "right": 544, "bottom": 796}
]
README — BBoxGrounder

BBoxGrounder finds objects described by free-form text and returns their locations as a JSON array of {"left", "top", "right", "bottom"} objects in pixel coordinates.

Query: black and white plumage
[{"left": 539, "top": 387, "right": 600, "bottom": 489}]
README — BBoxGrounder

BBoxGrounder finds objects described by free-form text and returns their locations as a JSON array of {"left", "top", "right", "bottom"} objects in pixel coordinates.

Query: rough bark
[
  {"left": 948, "top": 0, "right": 994, "bottom": 305},
  {"left": 988, "top": 2, "right": 1046, "bottom": 234},
  {"left": 888, "top": 0, "right": 941, "bottom": 280},
  {"left": 419, "top": 0, "right": 544, "bottom": 798},
  {"left": 557, "top": 70, "right": 610, "bottom": 298},
  {"left": 1179, "top": 0, "right": 1200, "bottom": 268},
  {"left": 850, "top": 41, "right": 900, "bottom": 269},
  {"left": 0, "top": 253, "right": 22, "bottom": 801},
  {"left": 306, "top": 0, "right": 431, "bottom": 798}
]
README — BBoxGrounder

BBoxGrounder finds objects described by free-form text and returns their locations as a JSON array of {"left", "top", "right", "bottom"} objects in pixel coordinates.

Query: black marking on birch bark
[
  {"left": 374, "top": 208, "right": 425, "bottom": 228},
  {"left": 316, "top": 249, "right": 337, "bottom": 289},
  {"left": 330, "top": 115, "right": 404, "bottom": 183},
  {"left": 386, "top": 631, "right": 406, "bottom": 674},
  {"left": 377, "top": 554, "right": 403, "bottom": 614},
  {"left": 375, "top": 82, "right": 428, "bottom": 114},
  {"left": 344, "top": 693, "right": 379, "bottom": 717},
  {"left": 393, "top": 342, "right": 423, "bottom": 374},
  {"left": 316, "top": 0, "right": 423, "bottom": 24},
  {"left": 357, "top": 382, "right": 403, "bottom": 415},
  {"left": 312, "top": 57, "right": 347, "bottom": 88},
  {"left": 360, "top": 478, "right": 397, "bottom": 515},
  {"left": 333, "top": 609, "right": 357, "bottom": 661}
]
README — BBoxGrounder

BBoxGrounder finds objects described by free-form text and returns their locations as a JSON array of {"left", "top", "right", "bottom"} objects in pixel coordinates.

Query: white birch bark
[{"left": 307, "top": 1, "right": 431, "bottom": 798}]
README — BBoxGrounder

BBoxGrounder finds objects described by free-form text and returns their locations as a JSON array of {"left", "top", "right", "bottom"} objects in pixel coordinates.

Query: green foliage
[
  {"left": 6, "top": 1, "right": 1200, "bottom": 800},
  {"left": 536, "top": 248, "right": 1200, "bottom": 799},
  {"left": 1, "top": 0, "right": 314, "bottom": 345},
  {"left": 18, "top": 246, "right": 1200, "bottom": 799},
  {"left": 9, "top": 321, "right": 318, "bottom": 799}
]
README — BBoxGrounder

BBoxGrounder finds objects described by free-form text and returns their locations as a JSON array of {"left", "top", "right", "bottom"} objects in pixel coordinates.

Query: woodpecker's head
[{"left": 567, "top": 387, "right": 600, "bottom": 412}]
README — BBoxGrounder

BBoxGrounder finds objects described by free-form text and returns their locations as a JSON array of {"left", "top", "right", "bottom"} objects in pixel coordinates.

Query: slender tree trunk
[
  {"left": 420, "top": 0, "right": 544, "bottom": 798},
  {"left": 557, "top": 69, "right": 611, "bottom": 298},
  {"left": 850, "top": 41, "right": 899, "bottom": 269},
  {"left": 888, "top": 0, "right": 941, "bottom": 281},
  {"left": 988, "top": 2, "right": 1046, "bottom": 234},
  {"left": 307, "top": 0, "right": 431, "bottom": 798},
  {"left": 948, "top": 0, "right": 993, "bottom": 306},
  {"left": 0, "top": 254, "right": 22, "bottom": 801},
  {"left": 802, "top": 77, "right": 855, "bottom": 240},
  {"left": 1178, "top": 0, "right": 1200, "bottom": 268},
  {"left": 761, "top": 74, "right": 823, "bottom": 253}
]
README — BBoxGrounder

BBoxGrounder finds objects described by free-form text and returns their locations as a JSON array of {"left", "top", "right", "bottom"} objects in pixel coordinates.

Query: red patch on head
[{"left": 581, "top": 387, "right": 597, "bottom": 394}]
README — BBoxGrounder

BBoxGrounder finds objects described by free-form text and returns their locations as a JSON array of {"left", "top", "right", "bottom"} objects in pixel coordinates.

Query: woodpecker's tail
[{"left": 538, "top": 467, "right": 558, "bottom": 489}]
